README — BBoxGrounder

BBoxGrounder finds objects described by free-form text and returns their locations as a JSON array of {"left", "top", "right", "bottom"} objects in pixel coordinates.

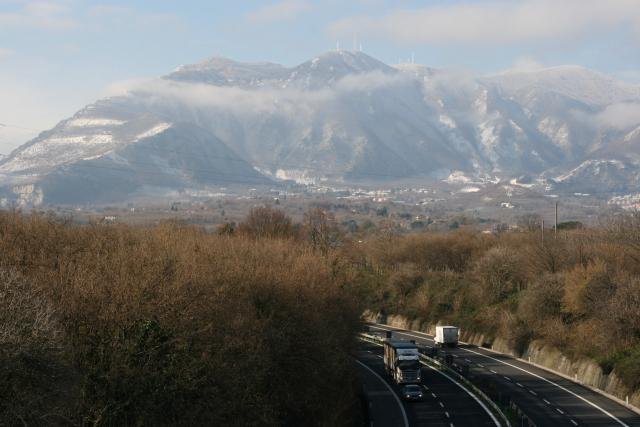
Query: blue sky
[{"left": 1, "top": 0, "right": 639, "bottom": 152}]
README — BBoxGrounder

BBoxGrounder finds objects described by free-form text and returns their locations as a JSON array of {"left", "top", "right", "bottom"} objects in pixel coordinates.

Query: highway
[
  {"left": 368, "top": 323, "right": 640, "bottom": 426},
  {"left": 356, "top": 340, "right": 500, "bottom": 426}
]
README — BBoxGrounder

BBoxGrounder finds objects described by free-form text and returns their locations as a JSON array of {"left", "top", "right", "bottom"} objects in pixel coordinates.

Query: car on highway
[{"left": 401, "top": 384, "right": 424, "bottom": 401}]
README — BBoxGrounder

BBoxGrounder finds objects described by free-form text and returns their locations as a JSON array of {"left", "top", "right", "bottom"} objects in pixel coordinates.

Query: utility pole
[{"left": 555, "top": 201, "right": 558, "bottom": 239}]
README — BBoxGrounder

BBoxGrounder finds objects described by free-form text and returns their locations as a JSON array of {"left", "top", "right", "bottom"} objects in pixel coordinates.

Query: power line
[
  {"left": 104, "top": 144, "right": 427, "bottom": 180},
  {"left": 0, "top": 122, "right": 39, "bottom": 132},
  {"left": 3, "top": 143, "right": 430, "bottom": 181},
  {"left": 59, "top": 162, "right": 271, "bottom": 186}
]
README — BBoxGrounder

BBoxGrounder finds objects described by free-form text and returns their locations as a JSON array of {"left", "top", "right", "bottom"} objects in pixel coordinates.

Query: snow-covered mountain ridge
[{"left": 1, "top": 50, "right": 640, "bottom": 205}]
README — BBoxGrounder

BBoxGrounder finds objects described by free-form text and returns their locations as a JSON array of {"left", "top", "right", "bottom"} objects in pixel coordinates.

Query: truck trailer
[
  {"left": 383, "top": 340, "right": 422, "bottom": 384},
  {"left": 434, "top": 326, "right": 459, "bottom": 347}
]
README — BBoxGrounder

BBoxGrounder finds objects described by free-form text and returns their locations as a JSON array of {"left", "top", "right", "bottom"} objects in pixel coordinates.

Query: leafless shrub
[
  {"left": 237, "top": 206, "right": 295, "bottom": 239},
  {"left": 473, "top": 246, "right": 525, "bottom": 305},
  {"left": 0, "top": 270, "right": 61, "bottom": 356}
]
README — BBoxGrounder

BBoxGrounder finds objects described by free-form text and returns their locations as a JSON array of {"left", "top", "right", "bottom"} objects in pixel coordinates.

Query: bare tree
[
  {"left": 303, "top": 208, "right": 341, "bottom": 252},
  {"left": 237, "top": 206, "right": 294, "bottom": 239}
]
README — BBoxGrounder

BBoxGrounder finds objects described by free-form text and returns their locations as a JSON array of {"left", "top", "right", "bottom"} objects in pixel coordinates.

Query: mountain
[
  {"left": 166, "top": 57, "right": 288, "bottom": 87},
  {"left": 1, "top": 50, "right": 640, "bottom": 205}
]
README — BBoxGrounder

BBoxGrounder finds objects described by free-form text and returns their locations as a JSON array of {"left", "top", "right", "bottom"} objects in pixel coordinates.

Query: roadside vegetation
[{"left": 347, "top": 217, "right": 640, "bottom": 393}]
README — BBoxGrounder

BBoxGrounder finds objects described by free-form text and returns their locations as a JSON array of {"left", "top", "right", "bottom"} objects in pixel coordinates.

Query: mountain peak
[
  {"left": 166, "top": 56, "right": 287, "bottom": 86},
  {"left": 485, "top": 64, "right": 640, "bottom": 106},
  {"left": 306, "top": 50, "right": 394, "bottom": 72},
  {"left": 285, "top": 50, "right": 396, "bottom": 89}
]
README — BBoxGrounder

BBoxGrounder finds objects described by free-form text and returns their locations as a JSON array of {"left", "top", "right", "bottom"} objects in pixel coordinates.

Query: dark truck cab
[{"left": 383, "top": 340, "right": 422, "bottom": 384}]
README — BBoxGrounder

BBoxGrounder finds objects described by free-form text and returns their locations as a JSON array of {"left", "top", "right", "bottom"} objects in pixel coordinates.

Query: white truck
[{"left": 434, "top": 326, "right": 459, "bottom": 347}]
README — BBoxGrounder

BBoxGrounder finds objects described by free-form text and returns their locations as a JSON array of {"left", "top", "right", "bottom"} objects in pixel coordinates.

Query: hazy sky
[{"left": 1, "top": 0, "right": 639, "bottom": 153}]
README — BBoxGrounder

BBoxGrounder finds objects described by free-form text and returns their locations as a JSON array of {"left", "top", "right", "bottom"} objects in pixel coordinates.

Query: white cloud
[
  {"left": 247, "top": 0, "right": 311, "bottom": 24},
  {"left": 0, "top": 0, "right": 77, "bottom": 30},
  {"left": 0, "top": 1, "right": 181, "bottom": 31},
  {"left": 595, "top": 102, "right": 640, "bottom": 130},
  {"left": 510, "top": 56, "right": 545, "bottom": 72},
  {"left": 87, "top": 5, "right": 182, "bottom": 29},
  {"left": 328, "top": 0, "right": 640, "bottom": 45},
  {"left": 107, "top": 78, "right": 328, "bottom": 117},
  {"left": 615, "top": 70, "right": 640, "bottom": 84},
  {"left": 104, "top": 70, "right": 409, "bottom": 122}
]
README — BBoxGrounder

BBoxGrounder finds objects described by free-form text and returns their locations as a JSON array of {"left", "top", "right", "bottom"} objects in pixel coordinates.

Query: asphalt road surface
[
  {"left": 356, "top": 340, "right": 500, "bottom": 427},
  {"left": 368, "top": 323, "right": 640, "bottom": 427}
]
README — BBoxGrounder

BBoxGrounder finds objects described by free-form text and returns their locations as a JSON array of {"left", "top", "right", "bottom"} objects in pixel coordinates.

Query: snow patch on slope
[
  {"left": 67, "top": 118, "right": 126, "bottom": 127},
  {"left": 135, "top": 123, "right": 172, "bottom": 141},
  {"left": 439, "top": 114, "right": 456, "bottom": 129},
  {"left": 538, "top": 117, "right": 570, "bottom": 147},
  {"left": 624, "top": 126, "right": 640, "bottom": 142},
  {"left": 275, "top": 169, "right": 319, "bottom": 185},
  {"left": 556, "top": 159, "right": 626, "bottom": 182},
  {"left": 445, "top": 170, "right": 472, "bottom": 184}
]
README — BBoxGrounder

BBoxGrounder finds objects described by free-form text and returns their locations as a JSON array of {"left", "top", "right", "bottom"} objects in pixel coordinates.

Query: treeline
[
  {"left": 345, "top": 219, "right": 640, "bottom": 392},
  {"left": 0, "top": 209, "right": 362, "bottom": 426}
]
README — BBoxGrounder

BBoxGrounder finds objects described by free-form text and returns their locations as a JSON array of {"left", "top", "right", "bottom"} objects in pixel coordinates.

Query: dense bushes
[
  {"left": 353, "top": 226, "right": 640, "bottom": 391},
  {"left": 0, "top": 211, "right": 361, "bottom": 426}
]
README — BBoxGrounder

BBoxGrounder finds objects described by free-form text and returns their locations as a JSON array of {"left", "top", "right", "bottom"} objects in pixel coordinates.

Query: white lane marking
[
  {"left": 544, "top": 399, "right": 551, "bottom": 405},
  {"left": 370, "top": 323, "right": 631, "bottom": 427},
  {"left": 503, "top": 376, "right": 511, "bottom": 381},
  {"left": 376, "top": 355, "right": 383, "bottom": 359},
  {"left": 355, "top": 359, "right": 409, "bottom": 427},
  {"left": 570, "top": 419, "right": 578, "bottom": 426},
  {"left": 490, "top": 370, "right": 497, "bottom": 374},
  {"left": 420, "top": 361, "right": 501, "bottom": 427},
  {"left": 439, "top": 401, "right": 445, "bottom": 408},
  {"left": 516, "top": 383, "right": 524, "bottom": 388},
  {"left": 445, "top": 411, "right": 450, "bottom": 418},
  {"left": 422, "top": 385, "right": 429, "bottom": 391},
  {"left": 465, "top": 359, "right": 472, "bottom": 363},
  {"left": 432, "top": 392, "right": 437, "bottom": 398},
  {"left": 459, "top": 346, "right": 629, "bottom": 427},
  {"left": 478, "top": 364, "right": 485, "bottom": 368},
  {"left": 529, "top": 390, "right": 537, "bottom": 396},
  {"left": 361, "top": 337, "right": 500, "bottom": 426},
  {"left": 556, "top": 408, "right": 565, "bottom": 415}
]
